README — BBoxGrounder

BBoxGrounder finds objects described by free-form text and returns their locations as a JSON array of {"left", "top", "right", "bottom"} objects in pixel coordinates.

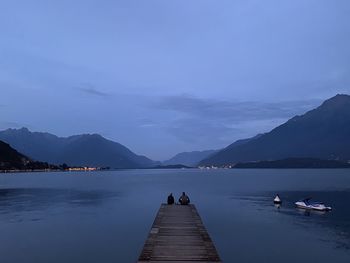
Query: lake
[{"left": 0, "top": 169, "right": 350, "bottom": 263}]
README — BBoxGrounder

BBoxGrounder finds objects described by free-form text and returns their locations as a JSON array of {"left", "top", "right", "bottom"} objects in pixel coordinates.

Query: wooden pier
[{"left": 138, "top": 204, "right": 221, "bottom": 263}]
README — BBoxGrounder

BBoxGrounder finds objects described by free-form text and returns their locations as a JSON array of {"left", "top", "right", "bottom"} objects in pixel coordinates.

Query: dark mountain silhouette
[
  {"left": 200, "top": 94, "right": 350, "bottom": 166},
  {"left": 55, "top": 134, "right": 157, "bottom": 168},
  {"left": 163, "top": 134, "right": 263, "bottom": 167},
  {"left": 0, "top": 128, "right": 157, "bottom": 169},
  {"left": 0, "top": 140, "right": 56, "bottom": 170},
  {"left": 224, "top": 134, "right": 263, "bottom": 151},
  {"left": 0, "top": 140, "right": 29, "bottom": 169},
  {"left": 163, "top": 150, "right": 218, "bottom": 167}
]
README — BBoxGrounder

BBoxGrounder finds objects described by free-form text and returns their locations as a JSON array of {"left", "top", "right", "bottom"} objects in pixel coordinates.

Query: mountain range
[
  {"left": 200, "top": 94, "right": 350, "bottom": 166},
  {"left": 0, "top": 128, "right": 157, "bottom": 169},
  {"left": 1, "top": 94, "right": 350, "bottom": 169},
  {"left": 162, "top": 150, "right": 218, "bottom": 167}
]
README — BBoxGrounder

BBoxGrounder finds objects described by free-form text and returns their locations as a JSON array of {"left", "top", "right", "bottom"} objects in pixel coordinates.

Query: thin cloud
[
  {"left": 140, "top": 123, "right": 157, "bottom": 128},
  {"left": 148, "top": 94, "right": 321, "bottom": 144},
  {"left": 163, "top": 117, "right": 239, "bottom": 143},
  {"left": 152, "top": 94, "right": 321, "bottom": 122},
  {"left": 77, "top": 84, "right": 110, "bottom": 97}
]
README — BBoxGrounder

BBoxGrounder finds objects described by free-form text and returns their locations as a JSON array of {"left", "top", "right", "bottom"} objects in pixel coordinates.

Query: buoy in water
[{"left": 274, "top": 194, "right": 282, "bottom": 204}]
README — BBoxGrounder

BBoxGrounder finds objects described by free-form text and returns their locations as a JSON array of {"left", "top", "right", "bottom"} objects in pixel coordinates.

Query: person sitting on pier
[
  {"left": 179, "top": 192, "right": 190, "bottom": 205},
  {"left": 167, "top": 193, "right": 175, "bottom": 205}
]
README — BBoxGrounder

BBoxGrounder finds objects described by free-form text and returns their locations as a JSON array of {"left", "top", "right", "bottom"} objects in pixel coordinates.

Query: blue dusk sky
[{"left": 0, "top": 0, "right": 350, "bottom": 160}]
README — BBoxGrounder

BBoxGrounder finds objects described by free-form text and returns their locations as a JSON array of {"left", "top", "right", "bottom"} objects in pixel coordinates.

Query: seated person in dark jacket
[
  {"left": 167, "top": 193, "right": 175, "bottom": 205},
  {"left": 179, "top": 192, "right": 190, "bottom": 205}
]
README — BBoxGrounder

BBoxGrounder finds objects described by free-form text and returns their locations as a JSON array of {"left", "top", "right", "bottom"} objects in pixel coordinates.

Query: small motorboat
[
  {"left": 274, "top": 195, "right": 282, "bottom": 204},
  {"left": 295, "top": 198, "right": 332, "bottom": 211}
]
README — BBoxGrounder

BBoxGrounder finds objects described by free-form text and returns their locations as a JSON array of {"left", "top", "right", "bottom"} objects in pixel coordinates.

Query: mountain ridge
[
  {"left": 0, "top": 128, "right": 157, "bottom": 169},
  {"left": 162, "top": 150, "right": 218, "bottom": 167},
  {"left": 200, "top": 94, "right": 350, "bottom": 166}
]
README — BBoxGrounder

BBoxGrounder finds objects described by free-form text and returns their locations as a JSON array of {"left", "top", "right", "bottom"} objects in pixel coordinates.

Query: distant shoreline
[
  {"left": 2, "top": 166, "right": 350, "bottom": 174},
  {"left": 232, "top": 158, "right": 350, "bottom": 169}
]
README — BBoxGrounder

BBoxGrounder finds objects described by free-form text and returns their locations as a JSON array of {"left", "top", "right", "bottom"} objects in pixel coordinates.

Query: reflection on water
[
  {"left": 0, "top": 188, "right": 120, "bottom": 221},
  {"left": 0, "top": 169, "right": 350, "bottom": 263},
  {"left": 295, "top": 207, "right": 327, "bottom": 216}
]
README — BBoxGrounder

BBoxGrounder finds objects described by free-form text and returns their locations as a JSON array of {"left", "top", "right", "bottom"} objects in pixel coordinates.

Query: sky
[{"left": 0, "top": 0, "right": 350, "bottom": 160}]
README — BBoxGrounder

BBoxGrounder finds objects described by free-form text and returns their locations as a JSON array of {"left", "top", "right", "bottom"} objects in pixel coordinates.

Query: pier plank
[{"left": 138, "top": 204, "right": 221, "bottom": 263}]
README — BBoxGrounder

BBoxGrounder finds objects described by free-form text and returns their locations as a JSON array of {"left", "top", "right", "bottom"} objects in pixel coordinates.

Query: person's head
[
  {"left": 170, "top": 193, "right": 173, "bottom": 196},
  {"left": 182, "top": 192, "right": 185, "bottom": 195}
]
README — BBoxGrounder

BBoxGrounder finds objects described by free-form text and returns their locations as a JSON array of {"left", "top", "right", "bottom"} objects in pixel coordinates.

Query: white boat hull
[{"left": 295, "top": 201, "right": 331, "bottom": 211}]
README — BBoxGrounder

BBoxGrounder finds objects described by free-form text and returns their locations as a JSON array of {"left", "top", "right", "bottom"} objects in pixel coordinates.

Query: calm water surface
[{"left": 0, "top": 169, "right": 350, "bottom": 263}]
